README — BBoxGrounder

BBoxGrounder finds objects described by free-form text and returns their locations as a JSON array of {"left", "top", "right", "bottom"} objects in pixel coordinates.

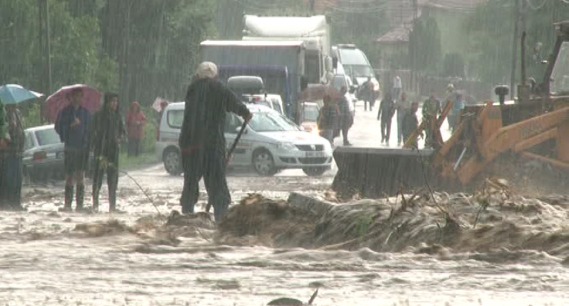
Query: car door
[{"left": 224, "top": 113, "right": 251, "bottom": 166}]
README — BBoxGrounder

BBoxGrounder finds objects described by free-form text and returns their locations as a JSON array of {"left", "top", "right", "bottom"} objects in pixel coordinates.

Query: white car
[{"left": 156, "top": 103, "right": 333, "bottom": 176}]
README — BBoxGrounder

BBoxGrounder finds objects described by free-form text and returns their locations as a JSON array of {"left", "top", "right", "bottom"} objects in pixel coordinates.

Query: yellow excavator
[{"left": 333, "top": 21, "right": 569, "bottom": 198}]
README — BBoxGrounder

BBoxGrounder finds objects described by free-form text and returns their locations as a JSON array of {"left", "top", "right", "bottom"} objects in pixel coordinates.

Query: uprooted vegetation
[{"left": 215, "top": 181, "right": 569, "bottom": 257}]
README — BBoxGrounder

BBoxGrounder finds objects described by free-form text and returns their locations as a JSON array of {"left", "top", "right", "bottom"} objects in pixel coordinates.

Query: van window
[
  {"left": 167, "top": 110, "right": 184, "bottom": 128},
  {"left": 338, "top": 48, "right": 369, "bottom": 65}
]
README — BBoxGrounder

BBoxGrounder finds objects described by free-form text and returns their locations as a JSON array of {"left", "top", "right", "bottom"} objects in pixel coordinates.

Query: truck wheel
[
  {"left": 163, "top": 148, "right": 182, "bottom": 176},
  {"left": 253, "top": 149, "right": 277, "bottom": 176},
  {"left": 302, "top": 167, "right": 327, "bottom": 177}
]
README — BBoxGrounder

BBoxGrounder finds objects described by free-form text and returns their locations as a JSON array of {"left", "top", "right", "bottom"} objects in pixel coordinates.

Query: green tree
[
  {"left": 408, "top": 16, "right": 442, "bottom": 73},
  {"left": 465, "top": 0, "right": 569, "bottom": 85}
]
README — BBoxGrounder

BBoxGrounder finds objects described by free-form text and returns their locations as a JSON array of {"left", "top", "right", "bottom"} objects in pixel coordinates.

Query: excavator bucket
[
  {"left": 332, "top": 100, "right": 453, "bottom": 199},
  {"left": 332, "top": 147, "right": 436, "bottom": 199}
]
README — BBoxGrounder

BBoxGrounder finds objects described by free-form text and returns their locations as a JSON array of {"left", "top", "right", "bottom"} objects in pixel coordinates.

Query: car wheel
[
  {"left": 252, "top": 149, "right": 277, "bottom": 176},
  {"left": 163, "top": 148, "right": 182, "bottom": 176},
  {"left": 303, "top": 167, "right": 328, "bottom": 177}
]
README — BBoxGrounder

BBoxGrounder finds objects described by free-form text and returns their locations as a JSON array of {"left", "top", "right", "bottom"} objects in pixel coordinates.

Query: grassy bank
[{"left": 118, "top": 151, "right": 159, "bottom": 171}]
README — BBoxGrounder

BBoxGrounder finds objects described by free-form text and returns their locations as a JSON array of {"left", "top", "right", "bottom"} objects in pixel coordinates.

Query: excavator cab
[{"left": 332, "top": 20, "right": 569, "bottom": 199}]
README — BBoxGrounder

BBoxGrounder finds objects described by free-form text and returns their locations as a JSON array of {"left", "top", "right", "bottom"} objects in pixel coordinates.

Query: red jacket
[{"left": 126, "top": 101, "right": 146, "bottom": 140}]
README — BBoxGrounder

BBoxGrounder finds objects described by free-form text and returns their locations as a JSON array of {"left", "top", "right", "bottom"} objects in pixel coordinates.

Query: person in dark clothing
[
  {"left": 338, "top": 86, "right": 353, "bottom": 146},
  {"left": 317, "top": 95, "right": 339, "bottom": 145},
  {"left": 422, "top": 92, "right": 442, "bottom": 148},
  {"left": 377, "top": 92, "right": 395, "bottom": 144},
  {"left": 402, "top": 101, "right": 419, "bottom": 147},
  {"left": 179, "top": 61, "right": 252, "bottom": 222},
  {"left": 0, "top": 102, "right": 8, "bottom": 209},
  {"left": 0, "top": 105, "right": 25, "bottom": 210},
  {"left": 359, "top": 77, "right": 375, "bottom": 112},
  {"left": 90, "top": 92, "right": 126, "bottom": 212},
  {"left": 55, "top": 88, "right": 92, "bottom": 212}
]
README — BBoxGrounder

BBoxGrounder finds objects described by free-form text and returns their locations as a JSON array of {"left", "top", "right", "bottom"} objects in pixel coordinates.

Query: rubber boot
[
  {"left": 75, "top": 185, "right": 86, "bottom": 212},
  {"left": 62, "top": 185, "right": 74, "bottom": 212}
]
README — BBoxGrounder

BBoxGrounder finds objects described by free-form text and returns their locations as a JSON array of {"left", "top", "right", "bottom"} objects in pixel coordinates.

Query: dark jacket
[
  {"left": 377, "top": 97, "right": 395, "bottom": 121},
  {"left": 3, "top": 108, "right": 25, "bottom": 156},
  {"left": 338, "top": 96, "right": 353, "bottom": 128},
  {"left": 55, "top": 105, "right": 91, "bottom": 150},
  {"left": 90, "top": 106, "right": 126, "bottom": 160},
  {"left": 0, "top": 103, "right": 8, "bottom": 141},
  {"left": 179, "top": 78, "right": 251, "bottom": 154},
  {"left": 402, "top": 110, "right": 418, "bottom": 139},
  {"left": 317, "top": 104, "right": 339, "bottom": 130}
]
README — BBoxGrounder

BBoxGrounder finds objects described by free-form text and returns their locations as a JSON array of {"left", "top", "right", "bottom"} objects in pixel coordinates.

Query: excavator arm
[{"left": 439, "top": 103, "right": 569, "bottom": 185}]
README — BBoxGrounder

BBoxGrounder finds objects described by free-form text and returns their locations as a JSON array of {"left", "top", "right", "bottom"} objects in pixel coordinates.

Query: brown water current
[{"left": 1, "top": 179, "right": 569, "bottom": 305}]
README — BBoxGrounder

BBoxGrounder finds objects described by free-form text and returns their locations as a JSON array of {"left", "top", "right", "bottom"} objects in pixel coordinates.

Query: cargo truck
[
  {"left": 242, "top": 15, "right": 333, "bottom": 85},
  {"left": 199, "top": 40, "right": 305, "bottom": 120}
]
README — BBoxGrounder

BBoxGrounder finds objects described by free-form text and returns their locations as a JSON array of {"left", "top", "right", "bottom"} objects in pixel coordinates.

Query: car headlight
[{"left": 275, "top": 142, "right": 297, "bottom": 151}]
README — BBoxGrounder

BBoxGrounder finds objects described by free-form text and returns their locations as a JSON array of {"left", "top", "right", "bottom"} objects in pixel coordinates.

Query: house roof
[{"left": 375, "top": 26, "right": 411, "bottom": 44}]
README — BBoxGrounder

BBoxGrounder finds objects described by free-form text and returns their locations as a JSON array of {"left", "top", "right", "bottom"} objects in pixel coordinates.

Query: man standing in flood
[
  {"left": 0, "top": 104, "right": 25, "bottom": 210},
  {"left": 0, "top": 101, "right": 11, "bottom": 209},
  {"left": 179, "top": 62, "right": 252, "bottom": 222},
  {"left": 90, "top": 93, "right": 126, "bottom": 212},
  {"left": 55, "top": 88, "right": 91, "bottom": 212}
]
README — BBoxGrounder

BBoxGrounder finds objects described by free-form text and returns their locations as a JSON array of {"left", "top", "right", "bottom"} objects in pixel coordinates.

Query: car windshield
[
  {"left": 303, "top": 106, "right": 319, "bottom": 122},
  {"left": 550, "top": 41, "right": 569, "bottom": 95},
  {"left": 168, "top": 109, "right": 184, "bottom": 128},
  {"left": 36, "top": 128, "right": 61, "bottom": 146},
  {"left": 248, "top": 111, "right": 299, "bottom": 132}
]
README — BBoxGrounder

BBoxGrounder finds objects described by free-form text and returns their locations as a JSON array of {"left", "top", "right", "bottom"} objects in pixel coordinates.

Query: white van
[{"left": 155, "top": 102, "right": 333, "bottom": 176}]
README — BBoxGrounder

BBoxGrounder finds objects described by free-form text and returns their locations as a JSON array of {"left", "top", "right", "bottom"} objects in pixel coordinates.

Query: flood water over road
[{"left": 2, "top": 163, "right": 569, "bottom": 306}]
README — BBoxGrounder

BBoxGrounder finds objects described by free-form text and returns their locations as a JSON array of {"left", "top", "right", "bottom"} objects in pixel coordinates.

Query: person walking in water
[
  {"left": 396, "top": 92, "right": 410, "bottom": 146},
  {"left": 90, "top": 92, "right": 126, "bottom": 212},
  {"left": 55, "top": 88, "right": 91, "bottom": 212},
  {"left": 377, "top": 92, "right": 395, "bottom": 145},
  {"left": 179, "top": 62, "right": 252, "bottom": 222}
]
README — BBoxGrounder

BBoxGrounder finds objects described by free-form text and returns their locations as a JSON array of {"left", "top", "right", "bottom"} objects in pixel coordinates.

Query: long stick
[{"left": 205, "top": 120, "right": 249, "bottom": 213}]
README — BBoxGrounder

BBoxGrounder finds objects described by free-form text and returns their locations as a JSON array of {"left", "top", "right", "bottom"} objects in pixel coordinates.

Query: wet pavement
[{"left": 3, "top": 103, "right": 568, "bottom": 305}]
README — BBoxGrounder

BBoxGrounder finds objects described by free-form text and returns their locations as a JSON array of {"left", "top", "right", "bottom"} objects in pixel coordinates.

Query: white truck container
[
  {"left": 242, "top": 15, "right": 333, "bottom": 85},
  {"left": 200, "top": 40, "right": 305, "bottom": 119}
]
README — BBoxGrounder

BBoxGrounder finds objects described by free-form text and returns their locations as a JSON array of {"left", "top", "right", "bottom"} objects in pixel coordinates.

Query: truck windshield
[
  {"left": 550, "top": 41, "right": 569, "bottom": 95},
  {"left": 249, "top": 112, "right": 299, "bottom": 132},
  {"left": 338, "top": 48, "right": 369, "bottom": 65}
]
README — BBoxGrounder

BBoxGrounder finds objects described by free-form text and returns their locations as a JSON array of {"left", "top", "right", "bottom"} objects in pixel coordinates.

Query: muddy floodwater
[{"left": 2, "top": 170, "right": 569, "bottom": 306}]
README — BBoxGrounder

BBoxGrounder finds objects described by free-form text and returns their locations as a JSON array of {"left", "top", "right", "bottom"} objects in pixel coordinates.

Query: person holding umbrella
[
  {"left": 90, "top": 92, "right": 126, "bottom": 212},
  {"left": 0, "top": 104, "right": 25, "bottom": 210},
  {"left": 0, "top": 101, "right": 10, "bottom": 208},
  {"left": 55, "top": 88, "right": 92, "bottom": 212}
]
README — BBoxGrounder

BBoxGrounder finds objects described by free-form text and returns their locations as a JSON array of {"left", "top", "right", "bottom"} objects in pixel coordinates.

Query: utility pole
[
  {"left": 38, "top": 0, "right": 52, "bottom": 95},
  {"left": 309, "top": 0, "right": 315, "bottom": 12},
  {"left": 510, "top": 0, "right": 520, "bottom": 99}
]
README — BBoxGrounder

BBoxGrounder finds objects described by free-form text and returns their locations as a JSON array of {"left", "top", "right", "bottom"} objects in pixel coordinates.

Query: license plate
[
  {"left": 56, "top": 152, "right": 64, "bottom": 159},
  {"left": 305, "top": 151, "right": 326, "bottom": 158}
]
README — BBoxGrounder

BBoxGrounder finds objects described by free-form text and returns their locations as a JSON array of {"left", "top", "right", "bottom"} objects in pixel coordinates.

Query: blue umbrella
[{"left": 0, "top": 84, "right": 43, "bottom": 105}]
